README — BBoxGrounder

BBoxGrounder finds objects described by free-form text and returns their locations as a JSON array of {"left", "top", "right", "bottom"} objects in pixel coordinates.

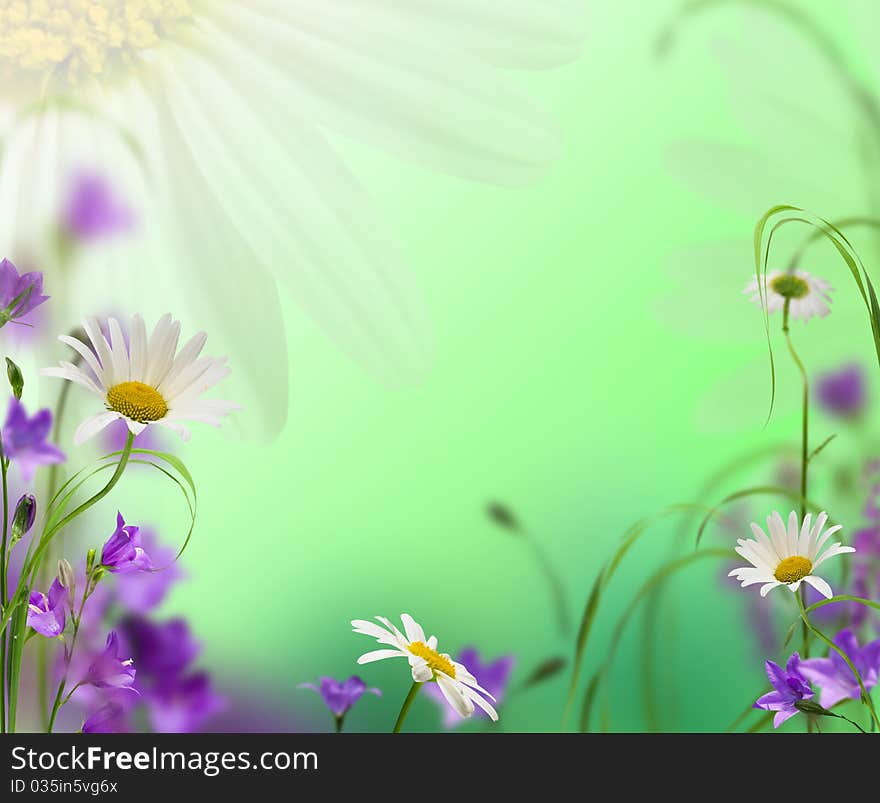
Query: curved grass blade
[
  {"left": 695, "top": 484, "right": 830, "bottom": 549},
  {"left": 754, "top": 205, "right": 880, "bottom": 426},
  {"left": 804, "top": 595, "right": 880, "bottom": 617}
]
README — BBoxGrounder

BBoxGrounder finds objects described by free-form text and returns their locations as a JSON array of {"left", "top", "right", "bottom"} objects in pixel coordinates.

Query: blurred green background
[{"left": 88, "top": 1, "right": 880, "bottom": 731}]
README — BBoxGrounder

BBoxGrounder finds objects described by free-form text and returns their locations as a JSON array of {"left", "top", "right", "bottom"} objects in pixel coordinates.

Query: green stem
[
  {"left": 523, "top": 531, "right": 570, "bottom": 636},
  {"left": 782, "top": 302, "right": 811, "bottom": 663},
  {"left": 46, "top": 680, "right": 65, "bottom": 734},
  {"left": 392, "top": 682, "right": 422, "bottom": 734},
  {"left": 37, "top": 372, "right": 75, "bottom": 732},
  {"left": 6, "top": 432, "right": 134, "bottom": 732},
  {"left": 795, "top": 593, "right": 880, "bottom": 730},
  {"left": 0, "top": 432, "right": 8, "bottom": 734}
]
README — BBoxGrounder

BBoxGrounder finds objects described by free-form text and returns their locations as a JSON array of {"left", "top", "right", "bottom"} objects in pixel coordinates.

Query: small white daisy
[
  {"left": 729, "top": 511, "right": 854, "bottom": 599},
  {"left": 42, "top": 314, "right": 238, "bottom": 445},
  {"left": 352, "top": 613, "right": 498, "bottom": 721},
  {"left": 743, "top": 269, "right": 833, "bottom": 322}
]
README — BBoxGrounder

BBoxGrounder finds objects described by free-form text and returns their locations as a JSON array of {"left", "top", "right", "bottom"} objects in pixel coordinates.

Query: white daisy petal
[
  {"left": 436, "top": 674, "right": 474, "bottom": 719},
  {"left": 357, "top": 649, "right": 408, "bottom": 665},
  {"left": 107, "top": 318, "right": 130, "bottom": 383},
  {"left": 58, "top": 334, "right": 105, "bottom": 384},
  {"left": 410, "top": 660, "right": 433, "bottom": 683},
  {"left": 41, "top": 364, "right": 103, "bottom": 395},
  {"left": 400, "top": 614, "right": 426, "bottom": 644},
  {"left": 802, "top": 575, "right": 833, "bottom": 599},
  {"left": 73, "top": 411, "right": 123, "bottom": 445},
  {"left": 129, "top": 314, "right": 148, "bottom": 380},
  {"left": 461, "top": 684, "right": 499, "bottom": 721}
]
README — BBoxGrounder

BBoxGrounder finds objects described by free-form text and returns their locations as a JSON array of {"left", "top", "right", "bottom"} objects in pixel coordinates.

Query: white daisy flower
[
  {"left": 42, "top": 314, "right": 238, "bottom": 445},
  {"left": 0, "top": 2, "right": 587, "bottom": 438},
  {"left": 728, "top": 511, "right": 854, "bottom": 599},
  {"left": 352, "top": 613, "right": 498, "bottom": 721},
  {"left": 743, "top": 270, "right": 833, "bottom": 322}
]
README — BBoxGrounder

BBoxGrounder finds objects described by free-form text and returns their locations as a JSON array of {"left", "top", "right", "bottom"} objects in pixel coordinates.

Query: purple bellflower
[
  {"left": 2, "top": 398, "right": 65, "bottom": 482},
  {"left": 82, "top": 632, "right": 137, "bottom": 690},
  {"left": 101, "top": 513, "right": 152, "bottom": 573},
  {"left": 0, "top": 258, "right": 48, "bottom": 327},
  {"left": 27, "top": 578, "right": 68, "bottom": 638},
  {"left": 299, "top": 676, "right": 381, "bottom": 727},
  {"left": 800, "top": 629, "right": 880, "bottom": 709},
  {"left": 754, "top": 653, "right": 814, "bottom": 728}
]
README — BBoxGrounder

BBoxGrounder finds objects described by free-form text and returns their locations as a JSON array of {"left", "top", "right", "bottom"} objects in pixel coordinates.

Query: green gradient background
[{"left": 105, "top": 2, "right": 880, "bottom": 732}]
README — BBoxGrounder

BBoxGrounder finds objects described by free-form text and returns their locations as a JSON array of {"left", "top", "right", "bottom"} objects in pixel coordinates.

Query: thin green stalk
[
  {"left": 523, "top": 532, "right": 570, "bottom": 636},
  {"left": 795, "top": 593, "right": 880, "bottom": 730},
  {"left": 47, "top": 560, "right": 100, "bottom": 733},
  {"left": 392, "top": 682, "right": 422, "bottom": 734},
  {"left": 37, "top": 371, "right": 76, "bottom": 731},
  {"left": 0, "top": 432, "right": 8, "bottom": 734},
  {"left": 782, "top": 301, "right": 811, "bottom": 663}
]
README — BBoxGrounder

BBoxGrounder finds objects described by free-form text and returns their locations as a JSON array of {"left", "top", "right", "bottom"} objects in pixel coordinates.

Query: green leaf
[{"left": 5, "top": 357, "right": 23, "bottom": 400}]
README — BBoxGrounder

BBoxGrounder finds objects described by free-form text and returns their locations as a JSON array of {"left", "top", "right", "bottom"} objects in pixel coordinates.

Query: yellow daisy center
[
  {"left": 774, "top": 555, "right": 813, "bottom": 584},
  {"left": 0, "top": 1, "right": 192, "bottom": 82},
  {"left": 106, "top": 381, "right": 168, "bottom": 423},
  {"left": 408, "top": 641, "right": 456, "bottom": 679},
  {"left": 770, "top": 274, "right": 810, "bottom": 300}
]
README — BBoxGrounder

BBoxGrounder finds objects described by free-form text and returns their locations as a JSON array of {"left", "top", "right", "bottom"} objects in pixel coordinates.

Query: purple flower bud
[
  {"left": 57, "top": 559, "right": 76, "bottom": 599},
  {"left": 100, "top": 512, "right": 152, "bottom": 573},
  {"left": 26, "top": 578, "right": 68, "bottom": 638},
  {"left": 299, "top": 676, "right": 381, "bottom": 721},
  {"left": 82, "top": 631, "right": 137, "bottom": 690},
  {"left": 0, "top": 258, "right": 48, "bottom": 326},
  {"left": 10, "top": 493, "right": 36, "bottom": 545}
]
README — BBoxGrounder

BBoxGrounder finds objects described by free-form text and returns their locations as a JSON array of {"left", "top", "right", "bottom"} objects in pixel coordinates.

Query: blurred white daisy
[
  {"left": 729, "top": 511, "right": 854, "bottom": 599},
  {"left": 743, "top": 270, "right": 833, "bottom": 322},
  {"left": 0, "top": 1, "right": 587, "bottom": 439},
  {"left": 352, "top": 613, "right": 498, "bottom": 721},
  {"left": 42, "top": 314, "right": 237, "bottom": 444}
]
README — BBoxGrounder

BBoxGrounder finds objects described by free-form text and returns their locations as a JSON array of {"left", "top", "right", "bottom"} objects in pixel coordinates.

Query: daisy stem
[
  {"left": 795, "top": 593, "right": 880, "bottom": 730},
  {"left": 782, "top": 301, "right": 812, "bottom": 662},
  {"left": 392, "top": 682, "right": 422, "bottom": 734}
]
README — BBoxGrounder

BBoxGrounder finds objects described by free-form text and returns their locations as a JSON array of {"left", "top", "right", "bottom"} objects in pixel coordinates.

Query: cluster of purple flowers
[
  {"left": 755, "top": 630, "right": 880, "bottom": 727},
  {"left": 77, "top": 524, "right": 222, "bottom": 733},
  {"left": 24, "top": 510, "right": 222, "bottom": 733}
]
